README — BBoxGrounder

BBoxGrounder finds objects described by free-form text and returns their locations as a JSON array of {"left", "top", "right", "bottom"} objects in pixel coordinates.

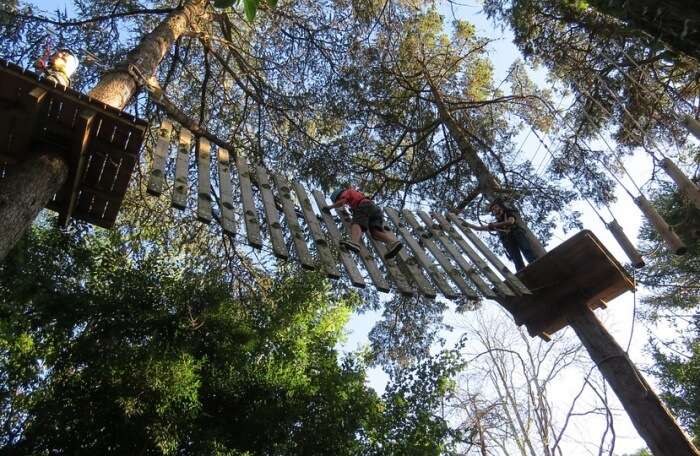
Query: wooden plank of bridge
[
  {"left": 406, "top": 210, "right": 481, "bottom": 299},
  {"left": 216, "top": 148, "right": 237, "bottom": 236},
  {"left": 172, "top": 128, "right": 192, "bottom": 210},
  {"left": 234, "top": 153, "right": 263, "bottom": 249},
  {"left": 256, "top": 165, "right": 289, "bottom": 260},
  {"left": 336, "top": 210, "right": 392, "bottom": 293},
  {"left": 147, "top": 120, "right": 172, "bottom": 196},
  {"left": 446, "top": 213, "right": 531, "bottom": 296},
  {"left": 196, "top": 137, "right": 212, "bottom": 223},
  {"left": 385, "top": 208, "right": 457, "bottom": 299},
  {"left": 429, "top": 212, "right": 509, "bottom": 298},
  {"left": 292, "top": 182, "right": 340, "bottom": 279},
  {"left": 312, "top": 190, "right": 365, "bottom": 288},
  {"left": 272, "top": 173, "right": 314, "bottom": 270},
  {"left": 364, "top": 234, "right": 415, "bottom": 297}
]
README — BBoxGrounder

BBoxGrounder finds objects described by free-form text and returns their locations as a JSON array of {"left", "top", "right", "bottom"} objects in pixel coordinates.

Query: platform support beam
[
  {"left": 568, "top": 303, "right": 700, "bottom": 456},
  {"left": 0, "top": 149, "right": 69, "bottom": 260}
]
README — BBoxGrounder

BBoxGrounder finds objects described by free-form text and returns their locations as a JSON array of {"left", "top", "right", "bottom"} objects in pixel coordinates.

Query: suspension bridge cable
[{"left": 588, "top": 70, "right": 671, "bottom": 160}]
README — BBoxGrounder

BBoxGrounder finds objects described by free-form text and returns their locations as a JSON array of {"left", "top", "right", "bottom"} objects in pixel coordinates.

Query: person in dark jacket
[
  {"left": 463, "top": 199, "right": 537, "bottom": 271},
  {"left": 322, "top": 186, "right": 403, "bottom": 260}
]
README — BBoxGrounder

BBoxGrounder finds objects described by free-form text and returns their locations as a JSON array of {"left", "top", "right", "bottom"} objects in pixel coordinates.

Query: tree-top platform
[
  {"left": 0, "top": 58, "right": 147, "bottom": 228},
  {"left": 498, "top": 230, "right": 635, "bottom": 339}
]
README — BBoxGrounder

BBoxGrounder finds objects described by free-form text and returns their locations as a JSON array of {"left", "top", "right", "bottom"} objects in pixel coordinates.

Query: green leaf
[
  {"left": 243, "top": 0, "right": 259, "bottom": 21},
  {"left": 266, "top": 0, "right": 278, "bottom": 7}
]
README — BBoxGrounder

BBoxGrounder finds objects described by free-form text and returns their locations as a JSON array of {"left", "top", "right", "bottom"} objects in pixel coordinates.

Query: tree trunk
[
  {"left": 426, "top": 78, "right": 547, "bottom": 258},
  {"left": 568, "top": 304, "right": 700, "bottom": 456},
  {"left": 0, "top": 0, "right": 206, "bottom": 262},
  {"left": 0, "top": 150, "right": 68, "bottom": 259},
  {"left": 89, "top": 0, "right": 206, "bottom": 109}
]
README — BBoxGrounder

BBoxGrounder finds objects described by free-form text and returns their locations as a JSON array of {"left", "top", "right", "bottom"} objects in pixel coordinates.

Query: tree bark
[
  {"left": 568, "top": 304, "right": 700, "bottom": 456},
  {"left": 426, "top": 78, "right": 547, "bottom": 257},
  {"left": 89, "top": 0, "right": 207, "bottom": 109},
  {"left": 0, "top": 0, "right": 206, "bottom": 262},
  {"left": 0, "top": 150, "right": 68, "bottom": 259}
]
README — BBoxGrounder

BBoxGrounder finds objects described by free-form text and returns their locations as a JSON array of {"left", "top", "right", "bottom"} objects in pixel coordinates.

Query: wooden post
[
  {"left": 146, "top": 120, "right": 172, "bottom": 196},
  {"left": 567, "top": 303, "right": 700, "bottom": 456},
  {"left": 195, "top": 137, "right": 212, "bottom": 223},
  {"left": 255, "top": 166, "right": 288, "bottom": 260},
  {"left": 234, "top": 153, "right": 262, "bottom": 249},
  {"left": 683, "top": 116, "right": 700, "bottom": 141},
  {"left": 634, "top": 195, "right": 687, "bottom": 255},
  {"left": 661, "top": 157, "right": 700, "bottom": 210},
  {"left": 172, "top": 128, "right": 192, "bottom": 210},
  {"left": 216, "top": 148, "right": 237, "bottom": 236},
  {"left": 606, "top": 219, "right": 645, "bottom": 268},
  {"left": 272, "top": 173, "right": 314, "bottom": 270}
]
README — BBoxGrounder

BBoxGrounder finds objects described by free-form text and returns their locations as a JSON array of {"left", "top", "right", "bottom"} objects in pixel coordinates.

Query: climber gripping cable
[
  {"left": 462, "top": 199, "right": 537, "bottom": 271},
  {"left": 322, "top": 185, "right": 404, "bottom": 260}
]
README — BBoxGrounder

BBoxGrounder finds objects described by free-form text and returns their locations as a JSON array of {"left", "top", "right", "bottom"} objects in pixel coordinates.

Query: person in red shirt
[{"left": 322, "top": 186, "right": 403, "bottom": 259}]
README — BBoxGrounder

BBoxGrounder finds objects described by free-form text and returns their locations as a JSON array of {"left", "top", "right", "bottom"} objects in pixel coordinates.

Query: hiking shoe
[
  {"left": 384, "top": 241, "right": 403, "bottom": 260},
  {"left": 340, "top": 240, "right": 361, "bottom": 254}
]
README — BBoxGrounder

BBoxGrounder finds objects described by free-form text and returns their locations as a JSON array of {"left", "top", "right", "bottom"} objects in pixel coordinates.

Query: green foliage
[{"left": 0, "top": 219, "right": 462, "bottom": 454}]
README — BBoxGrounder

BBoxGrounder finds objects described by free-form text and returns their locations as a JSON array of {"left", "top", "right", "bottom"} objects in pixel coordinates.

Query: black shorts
[{"left": 352, "top": 201, "right": 384, "bottom": 232}]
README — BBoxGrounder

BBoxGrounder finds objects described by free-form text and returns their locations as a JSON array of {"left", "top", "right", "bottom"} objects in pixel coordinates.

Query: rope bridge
[{"left": 145, "top": 119, "right": 531, "bottom": 300}]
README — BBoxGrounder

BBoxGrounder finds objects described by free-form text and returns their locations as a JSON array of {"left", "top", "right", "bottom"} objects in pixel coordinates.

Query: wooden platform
[
  {"left": 0, "top": 59, "right": 147, "bottom": 228},
  {"left": 497, "top": 230, "right": 635, "bottom": 338}
]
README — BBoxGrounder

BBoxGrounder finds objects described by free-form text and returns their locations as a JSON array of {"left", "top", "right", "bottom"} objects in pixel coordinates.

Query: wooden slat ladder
[
  {"left": 426, "top": 212, "right": 501, "bottom": 298},
  {"left": 272, "top": 173, "right": 314, "bottom": 270},
  {"left": 234, "top": 152, "right": 263, "bottom": 249},
  {"left": 292, "top": 182, "right": 341, "bottom": 278},
  {"left": 385, "top": 208, "right": 458, "bottom": 299},
  {"left": 147, "top": 120, "right": 172, "bottom": 196},
  {"left": 336, "top": 210, "right": 392, "bottom": 293},
  {"left": 393, "top": 246, "right": 436, "bottom": 298},
  {"left": 196, "top": 137, "right": 212, "bottom": 223},
  {"left": 216, "top": 148, "right": 237, "bottom": 236},
  {"left": 446, "top": 213, "right": 531, "bottom": 296},
  {"left": 405, "top": 210, "right": 481, "bottom": 299},
  {"left": 311, "top": 190, "right": 366, "bottom": 288},
  {"left": 362, "top": 234, "right": 415, "bottom": 297},
  {"left": 256, "top": 165, "right": 289, "bottom": 260},
  {"left": 172, "top": 128, "right": 191, "bottom": 210}
]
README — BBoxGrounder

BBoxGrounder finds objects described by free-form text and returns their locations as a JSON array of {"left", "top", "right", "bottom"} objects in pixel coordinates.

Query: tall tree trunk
[
  {"left": 0, "top": 0, "right": 206, "bottom": 262},
  {"left": 568, "top": 304, "right": 700, "bottom": 456},
  {"left": 89, "top": 0, "right": 207, "bottom": 109},
  {"left": 426, "top": 78, "right": 548, "bottom": 258},
  {"left": 0, "top": 151, "right": 68, "bottom": 260}
]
